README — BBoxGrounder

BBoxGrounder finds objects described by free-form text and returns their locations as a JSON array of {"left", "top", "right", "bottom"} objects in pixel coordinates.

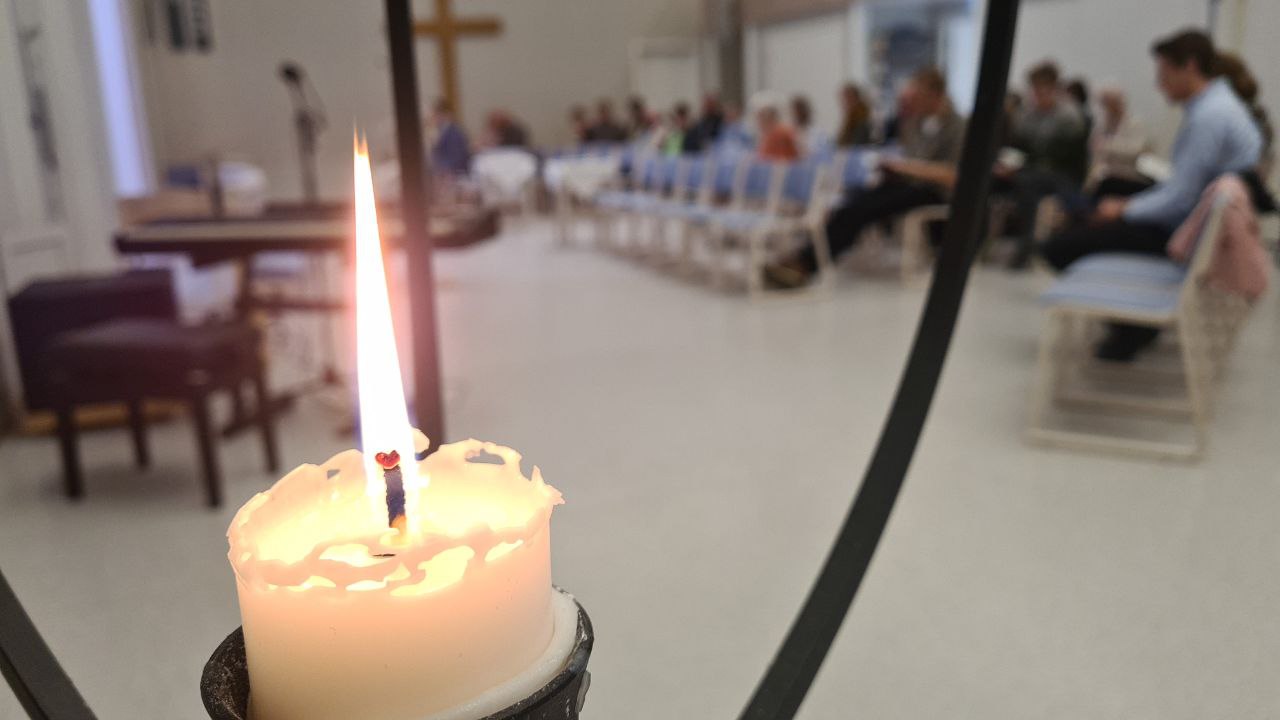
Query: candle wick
[{"left": 376, "top": 449, "right": 407, "bottom": 532}]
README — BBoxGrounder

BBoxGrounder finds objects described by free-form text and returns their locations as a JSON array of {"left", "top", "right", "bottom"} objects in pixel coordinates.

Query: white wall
[
  {"left": 744, "top": 1, "right": 981, "bottom": 134},
  {"left": 1007, "top": 0, "right": 1208, "bottom": 154},
  {"left": 27, "top": 0, "right": 119, "bottom": 272},
  {"left": 1216, "top": 0, "right": 1280, "bottom": 182},
  {"left": 136, "top": 0, "right": 700, "bottom": 202},
  {"left": 751, "top": 12, "right": 851, "bottom": 133},
  {"left": 741, "top": 0, "right": 1273, "bottom": 159}
]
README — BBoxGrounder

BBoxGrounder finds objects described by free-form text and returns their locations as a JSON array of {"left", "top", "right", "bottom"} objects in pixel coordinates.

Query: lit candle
[{"left": 226, "top": 141, "right": 565, "bottom": 720}]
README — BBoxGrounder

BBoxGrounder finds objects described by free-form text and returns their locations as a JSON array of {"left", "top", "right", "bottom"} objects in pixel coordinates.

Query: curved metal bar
[
  {"left": 737, "top": 2, "right": 1021, "bottom": 718},
  {"left": 0, "top": 570, "right": 96, "bottom": 720}
]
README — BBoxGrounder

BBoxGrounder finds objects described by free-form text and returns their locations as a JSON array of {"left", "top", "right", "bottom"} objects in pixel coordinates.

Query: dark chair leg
[
  {"left": 251, "top": 370, "right": 280, "bottom": 474},
  {"left": 127, "top": 399, "right": 150, "bottom": 468},
  {"left": 225, "top": 383, "right": 250, "bottom": 437},
  {"left": 190, "top": 394, "right": 223, "bottom": 508},
  {"left": 54, "top": 405, "right": 84, "bottom": 500}
]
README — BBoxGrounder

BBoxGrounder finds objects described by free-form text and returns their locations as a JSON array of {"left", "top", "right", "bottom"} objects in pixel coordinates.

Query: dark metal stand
[
  {"left": 0, "top": 570, "right": 96, "bottom": 720},
  {"left": 737, "top": 2, "right": 1021, "bottom": 719},
  {"left": 385, "top": 0, "right": 447, "bottom": 446},
  {"left": 201, "top": 599, "right": 593, "bottom": 720}
]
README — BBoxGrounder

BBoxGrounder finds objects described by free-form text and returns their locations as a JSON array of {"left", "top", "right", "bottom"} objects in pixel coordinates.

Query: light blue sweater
[{"left": 1124, "top": 78, "right": 1262, "bottom": 230}]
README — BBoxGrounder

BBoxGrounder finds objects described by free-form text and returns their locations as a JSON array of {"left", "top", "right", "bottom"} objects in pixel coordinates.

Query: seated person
[
  {"left": 756, "top": 105, "right": 801, "bottom": 162},
  {"left": 718, "top": 103, "right": 754, "bottom": 151},
  {"left": 1087, "top": 86, "right": 1154, "bottom": 199},
  {"left": 626, "top": 95, "right": 652, "bottom": 138},
  {"left": 682, "top": 92, "right": 726, "bottom": 154},
  {"left": 763, "top": 67, "right": 965, "bottom": 289},
  {"left": 791, "top": 95, "right": 829, "bottom": 156},
  {"left": 485, "top": 109, "right": 531, "bottom": 148},
  {"left": 568, "top": 105, "right": 590, "bottom": 144},
  {"left": 836, "top": 82, "right": 873, "bottom": 147},
  {"left": 1040, "top": 30, "right": 1262, "bottom": 361},
  {"left": 587, "top": 99, "right": 628, "bottom": 143},
  {"left": 428, "top": 98, "right": 471, "bottom": 176},
  {"left": 1066, "top": 77, "right": 1094, "bottom": 141},
  {"left": 1003, "top": 61, "right": 1088, "bottom": 268},
  {"left": 660, "top": 103, "right": 692, "bottom": 156}
]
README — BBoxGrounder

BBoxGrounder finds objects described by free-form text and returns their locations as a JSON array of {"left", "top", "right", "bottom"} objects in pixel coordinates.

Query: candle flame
[{"left": 354, "top": 135, "right": 420, "bottom": 529}]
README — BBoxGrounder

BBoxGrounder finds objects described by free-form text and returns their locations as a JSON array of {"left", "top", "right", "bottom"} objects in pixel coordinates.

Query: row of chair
[{"left": 548, "top": 145, "right": 951, "bottom": 295}]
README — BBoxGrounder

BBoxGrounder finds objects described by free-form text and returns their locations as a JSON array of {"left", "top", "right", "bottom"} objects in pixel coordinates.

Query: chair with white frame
[
  {"left": 1026, "top": 192, "right": 1252, "bottom": 461},
  {"left": 702, "top": 158, "right": 828, "bottom": 295},
  {"left": 593, "top": 152, "right": 668, "bottom": 253},
  {"left": 656, "top": 150, "right": 749, "bottom": 278}
]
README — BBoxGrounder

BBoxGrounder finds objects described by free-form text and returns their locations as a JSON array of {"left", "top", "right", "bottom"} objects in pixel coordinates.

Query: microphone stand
[{"left": 284, "top": 75, "right": 326, "bottom": 205}]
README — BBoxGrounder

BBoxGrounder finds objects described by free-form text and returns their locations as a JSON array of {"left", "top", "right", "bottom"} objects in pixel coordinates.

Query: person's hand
[
  {"left": 878, "top": 157, "right": 905, "bottom": 175},
  {"left": 1093, "top": 196, "right": 1127, "bottom": 223}
]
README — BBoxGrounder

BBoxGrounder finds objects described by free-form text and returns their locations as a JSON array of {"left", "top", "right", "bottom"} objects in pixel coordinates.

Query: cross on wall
[{"left": 413, "top": 0, "right": 503, "bottom": 124}]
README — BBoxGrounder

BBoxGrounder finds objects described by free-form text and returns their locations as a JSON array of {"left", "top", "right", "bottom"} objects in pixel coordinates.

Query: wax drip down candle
[{"left": 221, "top": 141, "right": 576, "bottom": 720}]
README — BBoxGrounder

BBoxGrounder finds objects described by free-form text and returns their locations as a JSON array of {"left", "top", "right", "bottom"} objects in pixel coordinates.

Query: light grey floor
[{"left": 2, "top": 219, "right": 1279, "bottom": 719}]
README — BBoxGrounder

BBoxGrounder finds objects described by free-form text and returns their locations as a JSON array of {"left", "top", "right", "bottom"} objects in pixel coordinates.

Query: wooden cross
[{"left": 413, "top": 0, "right": 503, "bottom": 123}]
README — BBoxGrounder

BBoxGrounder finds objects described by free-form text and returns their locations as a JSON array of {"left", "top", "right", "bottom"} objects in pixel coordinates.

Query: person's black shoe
[
  {"left": 762, "top": 259, "right": 814, "bottom": 290},
  {"left": 1094, "top": 334, "right": 1141, "bottom": 362},
  {"left": 1093, "top": 324, "right": 1160, "bottom": 363}
]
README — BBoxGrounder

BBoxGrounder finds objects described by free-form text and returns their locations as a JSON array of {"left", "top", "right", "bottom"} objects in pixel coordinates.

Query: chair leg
[
  {"left": 1178, "top": 319, "right": 1212, "bottom": 458},
  {"left": 747, "top": 230, "right": 766, "bottom": 298},
  {"left": 190, "top": 394, "right": 223, "bottom": 508},
  {"left": 252, "top": 371, "right": 280, "bottom": 474},
  {"left": 54, "top": 404, "right": 84, "bottom": 500},
  {"left": 127, "top": 399, "right": 150, "bottom": 469},
  {"left": 678, "top": 222, "right": 694, "bottom": 272},
  {"left": 708, "top": 228, "right": 727, "bottom": 289},
  {"left": 555, "top": 191, "right": 570, "bottom": 246},
  {"left": 229, "top": 384, "right": 247, "bottom": 428},
  {"left": 1027, "top": 311, "right": 1063, "bottom": 435},
  {"left": 812, "top": 221, "right": 835, "bottom": 286}
]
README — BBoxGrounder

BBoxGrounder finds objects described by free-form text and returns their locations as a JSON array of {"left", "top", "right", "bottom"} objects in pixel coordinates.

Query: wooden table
[
  {"left": 112, "top": 203, "right": 499, "bottom": 433},
  {"left": 115, "top": 204, "right": 499, "bottom": 264}
]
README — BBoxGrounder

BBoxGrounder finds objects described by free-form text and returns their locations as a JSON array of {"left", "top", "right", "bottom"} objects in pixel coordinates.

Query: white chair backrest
[
  {"left": 630, "top": 152, "right": 663, "bottom": 194},
  {"left": 695, "top": 152, "right": 737, "bottom": 208},
  {"left": 1185, "top": 192, "right": 1231, "bottom": 283},
  {"left": 550, "top": 156, "right": 620, "bottom": 198},
  {"left": 823, "top": 152, "right": 850, "bottom": 204},
  {"left": 725, "top": 155, "right": 757, "bottom": 212},
  {"left": 1177, "top": 191, "right": 1231, "bottom": 314},
  {"left": 803, "top": 160, "right": 843, "bottom": 226},
  {"left": 472, "top": 148, "right": 539, "bottom": 200},
  {"left": 759, "top": 162, "right": 790, "bottom": 216},
  {"left": 734, "top": 159, "right": 787, "bottom": 215}
]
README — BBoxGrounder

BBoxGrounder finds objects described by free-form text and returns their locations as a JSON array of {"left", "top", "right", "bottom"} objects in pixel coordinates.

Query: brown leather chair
[{"left": 43, "top": 319, "right": 279, "bottom": 507}]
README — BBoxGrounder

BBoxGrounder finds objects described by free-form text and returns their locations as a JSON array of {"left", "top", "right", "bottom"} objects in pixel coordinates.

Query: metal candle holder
[{"left": 200, "top": 599, "right": 593, "bottom": 720}]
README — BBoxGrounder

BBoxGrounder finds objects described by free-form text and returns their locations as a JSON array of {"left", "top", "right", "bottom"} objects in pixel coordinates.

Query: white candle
[
  {"left": 224, "top": 141, "right": 565, "bottom": 719},
  {"left": 228, "top": 434, "right": 563, "bottom": 720}
]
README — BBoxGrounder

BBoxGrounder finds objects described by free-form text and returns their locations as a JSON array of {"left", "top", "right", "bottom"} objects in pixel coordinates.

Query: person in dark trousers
[
  {"left": 763, "top": 67, "right": 966, "bottom": 290},
  {"left": 1002, "top": 61, "right": 1088, "bottom": 269},
  {"left": 1041, "top": 29, "right": 1262, "bottom": 362},
  {"left": 682, "top": 92, "right": 725, "bottom": 153}
]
